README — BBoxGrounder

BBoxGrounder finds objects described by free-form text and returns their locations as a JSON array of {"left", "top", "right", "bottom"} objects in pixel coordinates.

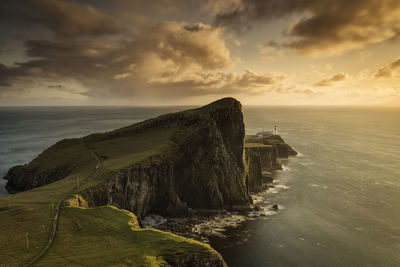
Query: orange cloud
[
  {"left": 375, "top": 57, "right": 400, "bottom": 78},
  {"left": 315, "top": 73, "right": 347, "bottom": 87},
  {"left": 215, "top": 0, "right": 400, "bottom": 55}
]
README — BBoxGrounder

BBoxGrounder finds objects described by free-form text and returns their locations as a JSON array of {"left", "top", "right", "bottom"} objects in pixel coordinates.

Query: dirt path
[
  {"left": 24, "top": 148, "right": 101, "bottom": 267},
  {"left": 90, "top": 149, "right": 101, "bottom": 170}
]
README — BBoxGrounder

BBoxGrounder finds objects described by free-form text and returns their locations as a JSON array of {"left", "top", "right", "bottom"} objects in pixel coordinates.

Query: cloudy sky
[{"left": 0, "top": 0, "right": 399, "bottom": 106}]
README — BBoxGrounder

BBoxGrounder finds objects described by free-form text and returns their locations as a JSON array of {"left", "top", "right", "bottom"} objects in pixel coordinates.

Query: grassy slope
[
  {"left": 0, "top": 175, "right": 89, "bottom": 265},
  {"left": 36, "top": 206, "right": 217, "bottom": 266},
  {"left": 0, "top": 127, "right": 218, "bottom": 266}
]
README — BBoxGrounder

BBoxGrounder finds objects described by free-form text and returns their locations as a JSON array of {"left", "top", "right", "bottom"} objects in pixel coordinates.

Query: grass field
[
  {"left": 0, "top": 126, "right": 221, "bottom": 266},
  {"left": 0, "top": 176, "right": 78, "bottom": 265},
  {"left": 35, "top": 206, "right": 217, "bottom": 266}
]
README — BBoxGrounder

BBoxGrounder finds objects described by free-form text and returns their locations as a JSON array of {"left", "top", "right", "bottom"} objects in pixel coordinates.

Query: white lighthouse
[{"left": 273, "top": 125, "right": 278, "bottom": 135}]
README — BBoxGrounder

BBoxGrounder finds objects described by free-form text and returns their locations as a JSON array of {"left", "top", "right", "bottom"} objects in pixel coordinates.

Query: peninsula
[{"left": 1, "top": 98, "right": 296, "bottom": 266}]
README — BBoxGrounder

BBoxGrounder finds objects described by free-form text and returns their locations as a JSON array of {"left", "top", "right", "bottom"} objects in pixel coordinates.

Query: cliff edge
[
  {"left": 1, "top": 97, "right": 297, "bottom": 266},
  {"left": 5, "top": 97, "right": 251, "bottom": 220}
]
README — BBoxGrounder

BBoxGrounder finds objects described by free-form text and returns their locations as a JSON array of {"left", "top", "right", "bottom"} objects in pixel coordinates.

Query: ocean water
[
  {"left": 1, "top": 106, "right": 399, "bottom": 266},
  {"left": 209, "top": 106, "right": 400, "bottom": 267}
]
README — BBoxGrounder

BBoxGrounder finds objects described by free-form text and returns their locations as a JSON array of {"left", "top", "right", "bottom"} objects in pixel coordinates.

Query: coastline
[
  {"left": 142, "top": 160, "right": 296, "bottom": 244},
  {"left": 2, "top": 105, "right": 399, "bottom": 266},
  {"left": 0, "top": 99, "right": 297, "bottom": 265}
]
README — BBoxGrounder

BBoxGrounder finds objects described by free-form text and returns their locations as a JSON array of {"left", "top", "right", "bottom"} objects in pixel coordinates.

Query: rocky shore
[{"left": 141, "top": 131, "right": 297, "bottom": 243}]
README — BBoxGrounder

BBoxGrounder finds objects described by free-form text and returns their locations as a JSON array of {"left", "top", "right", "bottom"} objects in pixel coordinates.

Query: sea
[{"left": 1, "top": 106, "right": 399, "bottom": 266}]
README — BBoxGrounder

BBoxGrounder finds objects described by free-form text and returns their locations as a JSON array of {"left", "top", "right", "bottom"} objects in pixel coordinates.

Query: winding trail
[
  {"left": 24, "top": 147, "right": 101, "bottom": 267},
  {"left": 90, "top": 149, "right": 101, "bottom": 171}
]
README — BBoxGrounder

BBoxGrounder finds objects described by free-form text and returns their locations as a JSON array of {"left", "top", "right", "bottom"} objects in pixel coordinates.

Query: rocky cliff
[
  {"left": 4, "top": 98, "right": 297, "bottom": 215},
  {"left": 244, "top": 132, "right": 297, "bottom": 193},
  {"left": 244, "top": 147, "right": 264, "bottom": 193},
  {"left": 5, "top": 98, "right": 251, "bottom": 220},
  {"left": 2, "top": 98, "right": 299, "bottom": 266},
  {"left": 247, "top": 132, "right": 297, "bottom": 158}
]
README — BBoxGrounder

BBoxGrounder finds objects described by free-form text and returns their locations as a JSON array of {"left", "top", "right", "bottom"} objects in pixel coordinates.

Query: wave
[
  {"left": 282, "top": 165, "right": 291, "bottom": 172},
  {"left": 274, "top": 184, "right": 290, "bottom": 189}
]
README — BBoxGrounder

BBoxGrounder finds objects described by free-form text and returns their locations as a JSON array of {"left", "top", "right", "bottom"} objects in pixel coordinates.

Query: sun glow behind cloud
[{"left": 0, "top": 0, "right": 399, "bottom": 106}]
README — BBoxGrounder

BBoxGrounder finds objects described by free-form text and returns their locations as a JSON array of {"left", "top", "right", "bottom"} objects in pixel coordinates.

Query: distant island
[{"left": 1, "top": 98, "right": 296, "bottom": 266}]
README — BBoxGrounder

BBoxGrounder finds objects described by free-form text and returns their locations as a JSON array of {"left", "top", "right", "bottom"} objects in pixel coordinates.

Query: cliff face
[
  {"left": 81, "top": 98, "right": 250, "bottom": 219},
  {"left": 244, "top": 147, "right": 263, "bottom": 193},
  {"left": 5, "top": 166, "right": 68, "bottom": 193},
  {"left": 5, "top": 98, "right": 251, "bottom": 220},
  {"left": 80, "top": 154, "right": 191, "bottom": 219},
  {"left": 1, "top": 98, "right": 299, "bottom": 266},
  {"left": 244, "top": 133, "right": 297, "bottom": 193},
  {"left": 4, "top": 97, "right": 297, "bottom": 217}
]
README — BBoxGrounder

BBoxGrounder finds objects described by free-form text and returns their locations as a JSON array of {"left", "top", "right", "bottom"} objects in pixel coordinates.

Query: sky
[{"left": 0, "top": 0, "right": 399, "bottom": 106}]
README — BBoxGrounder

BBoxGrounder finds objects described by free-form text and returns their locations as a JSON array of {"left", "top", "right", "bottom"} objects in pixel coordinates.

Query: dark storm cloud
[
  {"left": 0, "top": 0, "right": 285, "bottom": 99},
  {"left": 0, "top": 64, "right": 21, "bottom": 86},
  {"left": 0, "top": 0, "right": 123, "bottom": 38},
  {"left": 375, "top": 57, "right": 400, "bottom": 78},
  {"left": 1, "top": 14, "right": 280, "bottom": 98},
  {"left": 184, "top": 24, "right": 207, "bottom": 32},
  {"left": 215, "top": 0, "right": 400, "bottom": 54}
]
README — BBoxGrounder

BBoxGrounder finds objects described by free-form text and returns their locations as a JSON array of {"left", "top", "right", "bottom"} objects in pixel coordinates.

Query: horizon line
[{"left": 0, "top": 104, "right": 399, "bottom": 108}]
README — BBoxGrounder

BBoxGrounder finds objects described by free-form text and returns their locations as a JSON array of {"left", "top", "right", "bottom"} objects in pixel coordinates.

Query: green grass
[
  {"left": 244, "top": 142, "right": 273, "bottom": 148},
  {"left": 26, "top": 139, "right": 96, "bottom": 174},
  {"left": 0, "top": 125, "right": 220, "bottom": 266},
  {"left": 0, "top": 203, "right": 54, "bottom": 266},
  {"left": 76, "top": 128, "right": 178, "bottom": 192},
  {"left": 91, "top": 128, "right": 176, "bottom": 171},
  {"left": 0, "top": 174, "right": 87, "bottom": 265},
  {"left": 244, "top": 136, "right": 260, "bottom": 143},
  {"left": 35, "top": 206, "right": 217, "bottom": 266}
]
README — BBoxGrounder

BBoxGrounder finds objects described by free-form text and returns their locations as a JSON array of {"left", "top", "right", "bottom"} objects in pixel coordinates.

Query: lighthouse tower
[{"left": 273, "top": 125, "right": 278, "bottom": 135}]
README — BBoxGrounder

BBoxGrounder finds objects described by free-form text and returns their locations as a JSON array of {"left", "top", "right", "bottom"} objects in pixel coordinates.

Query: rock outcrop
[
  {"left": 4, "top": 98, "right": 297, "bottom": 218},
  {"left": 4, "top": 166, "right": 68, "bottom": 193},
  {"left": 81, "top": 98, "right": 251, "bottom": 219},
  {"left": 244, "top": 132, "right": 297, "bottom": 193},
  {"left": 247, "top": 132, "right": 297, "bottom": 158},
  {"left": 5, "top": 98, "right": 251, "bottom": 220},
  {"left": 1, "top": 97, "right": 300, "bottom": 267},
  {"left": 164, "top": 252, "right": 227, "bottom": 267}
]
